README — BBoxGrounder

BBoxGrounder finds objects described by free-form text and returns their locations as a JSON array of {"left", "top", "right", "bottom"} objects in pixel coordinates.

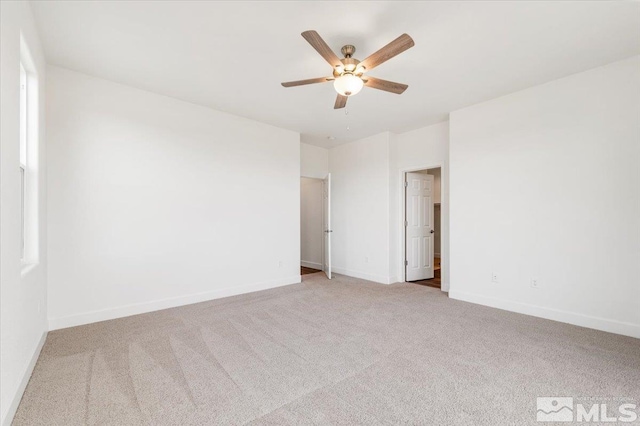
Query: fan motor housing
[{"left": 333, "top": 57, "right": 362, "bottom": 77}]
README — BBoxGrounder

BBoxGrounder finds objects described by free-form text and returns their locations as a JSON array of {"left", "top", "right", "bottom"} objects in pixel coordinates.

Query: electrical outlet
[
  {"left": 37, "top": 301, "right": 41, "bottom": 313},
  {"left": 491, "top": 272, "right": 499, "bottom": 283},
  {"left": 531, "top": 278, "right": 540, "bottom": 289},
  {"left": 278, "top": 261, "right": 283, "bottom": 268},
  {"left": 365, "top": 257, "right": 369, "bottom": 263}
]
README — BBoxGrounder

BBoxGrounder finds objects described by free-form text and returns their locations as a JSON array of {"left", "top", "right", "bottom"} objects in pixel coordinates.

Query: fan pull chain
[{"left": 345, "top": 108, "right": 350, "bottom": 131}]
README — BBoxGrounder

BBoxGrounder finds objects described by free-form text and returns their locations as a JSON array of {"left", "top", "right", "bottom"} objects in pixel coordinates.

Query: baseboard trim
[
  {"left": 3, "top": 331, "right": 47, "bottom": 426},
  {"left": 449, "top": 290, "right": 640, "bottom": 339},
  {"left": 301, "top": 260, "right": 322, "bottom": 270},
  {"left": 332, "top": 266, "right": 393, "bottom": 285},
  {"left": 48, "top": 275, "right": 302, "bottom": 331}
]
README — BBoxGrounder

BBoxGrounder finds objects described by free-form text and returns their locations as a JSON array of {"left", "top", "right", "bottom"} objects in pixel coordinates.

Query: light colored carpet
[{"left": 14, "top": 273, "right": 640, "bottom": 425}]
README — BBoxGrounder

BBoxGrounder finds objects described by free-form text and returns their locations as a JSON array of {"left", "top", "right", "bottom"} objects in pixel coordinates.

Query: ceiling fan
[{"left": 281, "top": 31, "right": 415, "bottom": 109}]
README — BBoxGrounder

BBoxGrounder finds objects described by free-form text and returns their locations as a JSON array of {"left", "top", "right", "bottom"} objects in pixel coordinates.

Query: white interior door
[
  {"left": 323, "top": 173, "right": 332, "bottom": 279},
  {"left": 405, "top": 172, "right": 434, "bottom": 281}
]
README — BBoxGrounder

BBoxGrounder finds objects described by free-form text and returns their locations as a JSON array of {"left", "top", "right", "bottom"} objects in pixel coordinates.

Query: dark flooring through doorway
[
  {"left": 410, "top": 257, "right": 441, "bottom": 289},
  {"left": 301, "top": 266, "right": 322, "bottom": 275}
]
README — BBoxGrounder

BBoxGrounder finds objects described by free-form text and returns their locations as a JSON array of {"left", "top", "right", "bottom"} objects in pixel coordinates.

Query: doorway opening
[
  {"left": 300, "top": 177, "right": 324, "bottom": 276},
  {"left": 404, "top": 167, "right": 442, "bottom": 289}
]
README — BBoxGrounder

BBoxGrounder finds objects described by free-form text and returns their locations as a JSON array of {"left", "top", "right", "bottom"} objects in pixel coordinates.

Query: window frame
[
  {"left": 20, "top": 62, "right": 28, "bottom": 262},
  {"left": 19, "top": 36, "right": 39, "bottom": 274}
]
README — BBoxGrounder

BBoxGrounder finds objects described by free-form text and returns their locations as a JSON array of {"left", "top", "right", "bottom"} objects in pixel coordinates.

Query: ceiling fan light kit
[
  {"left": 282, "top": 30, "right": 414, "bottom": 109},
  {"left": 332, "top": 44, "right": 365, "bottom": 96},
  {"left": 334, "top": 74, "right": 364, "bottom": 96}
]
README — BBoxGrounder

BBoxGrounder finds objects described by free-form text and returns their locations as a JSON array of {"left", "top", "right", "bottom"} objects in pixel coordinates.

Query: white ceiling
[{"left": 31, "top": 1, "right": 640, "bottom": 148}]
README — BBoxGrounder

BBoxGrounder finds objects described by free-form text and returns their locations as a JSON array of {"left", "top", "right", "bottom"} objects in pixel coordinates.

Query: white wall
[
  {"left": 0, "top": 2, "right": 48, "bottom": 424},
  {"left": 449, "top": 56, "right": 640, "bottom": 338},
  {"left": 329, "top": 133, "right": 391, "bottom": 283},
  {"left": 390, "top": 122, "right": 450, "bottom": 288},
  {"left": 300, "top": 142, "right": 328, "bottom": 179},
  {"left": 47, "top": 66, "right": 301, "bottom": 330},
  {"left": 300, "top": 177, "right": 323, "bottom": 269}
]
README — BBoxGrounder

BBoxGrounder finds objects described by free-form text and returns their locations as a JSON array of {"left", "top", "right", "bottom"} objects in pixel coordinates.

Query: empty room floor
[{"left": 14, "top": 274, "right": 640, "bottom": 425}]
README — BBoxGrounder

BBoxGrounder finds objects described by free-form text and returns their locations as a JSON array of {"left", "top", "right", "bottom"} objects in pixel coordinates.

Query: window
[
  {"left": 20, "top": 62, "right": 28, "bottom": 260},
  {"left": 19, "top": 37, "right": 39, "bottom": 270}
]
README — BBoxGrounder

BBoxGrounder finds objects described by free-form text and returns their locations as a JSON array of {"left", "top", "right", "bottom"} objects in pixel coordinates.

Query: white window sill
[{"left": 21, "top": 262, "right": 38, "bottom": 277}]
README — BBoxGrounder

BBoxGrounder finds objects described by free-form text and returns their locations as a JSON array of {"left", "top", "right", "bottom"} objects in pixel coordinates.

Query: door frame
[
  {"left": 323, "top": 173, "right": 331, "bottom": 279},
  {"left": 300, "top": 176, "right": 325, "bottom": 273},
  {"left": 398, "top": 163, "right": 446, "bottom": 289}
]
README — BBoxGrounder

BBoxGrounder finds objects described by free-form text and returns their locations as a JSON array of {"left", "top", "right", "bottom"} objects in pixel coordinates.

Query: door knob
[
  {"left": 325, "top": 230, "right": 333, "bottom": 233},
  {"left": 430, "top": 229, "right": 435, "bottom": 234}
]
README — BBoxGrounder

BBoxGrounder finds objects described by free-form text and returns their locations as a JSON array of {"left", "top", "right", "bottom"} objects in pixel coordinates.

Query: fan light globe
[{"left": 333, "top": 74, "right": 364, "bottom": 97}]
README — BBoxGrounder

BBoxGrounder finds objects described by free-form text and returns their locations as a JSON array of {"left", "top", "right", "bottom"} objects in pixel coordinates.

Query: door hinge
[
  {"left": 405, "top": 260, "right": 408, "bottom": 266},
  {"left": 404, "top": 182, "right": 408, "bottom": 188},
  {"left": 404, "top": 220, "right": 408, "bottom": 227}
]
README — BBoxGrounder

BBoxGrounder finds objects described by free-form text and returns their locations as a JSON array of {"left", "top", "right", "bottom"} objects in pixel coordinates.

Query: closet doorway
[
  {"left": 300, "top": 177, "right": 324, "bottom": 275},
  {"left": 404, "top": 167, "right": 442, "bottom": 289}
]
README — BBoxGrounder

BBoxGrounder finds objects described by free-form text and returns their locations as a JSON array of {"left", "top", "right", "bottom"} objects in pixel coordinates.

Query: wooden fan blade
[
  {"left": 302, "top": 30, "right": 343, "bottom": 68},
  {"left": 363, "top": 76, "right": 408, "bottom": 94},
  {"left": 360, "top": 34, "right": 414, "bottom": 71},
  {"left": 281, "top": 77, "right": 333, "bottom": 87},
  {"left": 334, "top": 94, "right": 348, "bottom": 109}
]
